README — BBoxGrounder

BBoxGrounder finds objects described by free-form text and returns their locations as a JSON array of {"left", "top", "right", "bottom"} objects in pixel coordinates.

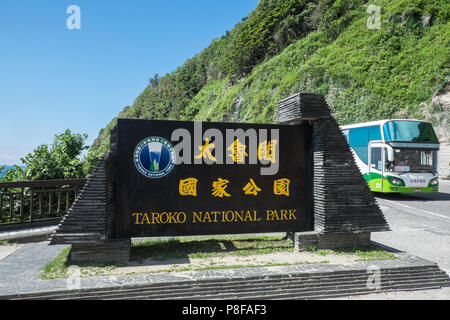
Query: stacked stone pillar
[
  {"left": 277, "top": 93, "right": 389, "bottom": 250},
  {"left": 49, "top": 125, "right": 131, "bottom": 264}
]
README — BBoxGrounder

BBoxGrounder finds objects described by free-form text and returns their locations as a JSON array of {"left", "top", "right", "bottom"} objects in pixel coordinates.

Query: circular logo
[{"left": 134, "top": 137, "right": 176, "bottom": 178}]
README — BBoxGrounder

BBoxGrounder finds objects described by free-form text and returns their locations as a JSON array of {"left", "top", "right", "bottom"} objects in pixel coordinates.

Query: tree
[
  {"left": 0, "top": 165, "right": 26, "bottom": 182},
  {"left": 148, "top": 74, "right": 160, "bottom": 87},
  {"left": 0, "top": 129, "right": 89, "bottom": 181}
]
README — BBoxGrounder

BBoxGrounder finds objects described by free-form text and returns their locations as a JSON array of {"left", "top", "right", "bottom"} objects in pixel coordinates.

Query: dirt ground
[{"left": 101, "top": 250, "right": 364, "bottom": 276}]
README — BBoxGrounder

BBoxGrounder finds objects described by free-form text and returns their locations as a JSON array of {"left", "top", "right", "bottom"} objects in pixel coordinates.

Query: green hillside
[{"left": 87, "top": 0, "right": 449, "bottom": 170}]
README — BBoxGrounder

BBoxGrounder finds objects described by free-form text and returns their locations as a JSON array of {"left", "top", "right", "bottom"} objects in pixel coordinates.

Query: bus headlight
[
  {"left": 428, "top": 178, "right": 439, "bottom": 187},
  {"left": 386, "top": 176, "right": 405, "bottom": 186}
]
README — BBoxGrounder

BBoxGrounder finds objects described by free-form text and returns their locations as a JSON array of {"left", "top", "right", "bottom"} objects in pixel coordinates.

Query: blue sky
[{"left": 0, "top": 0, "right": 258, "bottom": 164}]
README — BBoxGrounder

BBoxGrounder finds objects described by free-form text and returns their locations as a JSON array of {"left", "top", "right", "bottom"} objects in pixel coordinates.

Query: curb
[{"left": 0, "top": 226, "right": 57, "bottom": 244}]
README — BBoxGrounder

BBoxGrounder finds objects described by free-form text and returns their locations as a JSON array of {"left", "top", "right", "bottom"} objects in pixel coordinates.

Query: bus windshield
[
  {"left": 383, "top": 121, "right": 438, "bottom": 143},
  {"left": 386, "top": 149, "right": 437, "bottom": 174}
]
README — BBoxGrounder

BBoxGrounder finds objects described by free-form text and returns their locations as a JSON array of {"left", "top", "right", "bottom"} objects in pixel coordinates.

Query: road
[
  {"left": 373, "top": 179, "right": 450, "bottom": 274},
  {"left": 335, "top": 179, "right": 450, "bottom": 300}
]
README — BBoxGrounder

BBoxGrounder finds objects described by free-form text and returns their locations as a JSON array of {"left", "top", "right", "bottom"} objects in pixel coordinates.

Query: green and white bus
[{"left": 341, "top": 119, "right": 440, "bottom": 193}]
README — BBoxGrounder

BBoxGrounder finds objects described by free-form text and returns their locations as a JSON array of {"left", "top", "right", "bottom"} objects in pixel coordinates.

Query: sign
[{"left": 114, "top": 119, "right": 313, "bottom": 237}]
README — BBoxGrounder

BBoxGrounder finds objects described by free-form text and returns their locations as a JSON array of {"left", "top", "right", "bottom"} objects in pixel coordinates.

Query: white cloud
[{"left": 0, "top": 149, "right": 28, "bottom": 165}]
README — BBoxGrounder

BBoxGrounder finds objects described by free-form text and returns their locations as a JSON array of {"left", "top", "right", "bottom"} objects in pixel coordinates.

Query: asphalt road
[
  {"left": 335, "top": 179, "right": 450, "bottom": 300},
  {"left": 372, "top": 179, "right": 450, "bottom": 274}
]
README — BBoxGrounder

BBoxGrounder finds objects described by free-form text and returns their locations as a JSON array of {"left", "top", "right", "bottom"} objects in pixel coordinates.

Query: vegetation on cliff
[{"left": 86, "top": 0, "right": 449, "bottom": 170}]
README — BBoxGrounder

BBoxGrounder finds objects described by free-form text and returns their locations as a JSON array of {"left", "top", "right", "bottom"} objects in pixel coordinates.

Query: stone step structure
[
  {"left": 48, "top": 155, "right": 130, "bottom": 264},
  {"left": 4, "top": 263, "right": 449, "bottom": 300},
  {"left": 49, "top": 158, "right": 107, "bottom": 245},
  {"left": 277, "top": 93, "right": 389, "bottom": 249},
  {"left": 312, "top": 117, "right": 389, "bottom": 234}
]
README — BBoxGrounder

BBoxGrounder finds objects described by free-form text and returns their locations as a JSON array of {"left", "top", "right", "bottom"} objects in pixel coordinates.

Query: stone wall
[
  {"left": 424, "top": 80, "right": 450, "bottom": 179},
  {"left": 438, "top": 143, "right": 450, "bottom": 180}
]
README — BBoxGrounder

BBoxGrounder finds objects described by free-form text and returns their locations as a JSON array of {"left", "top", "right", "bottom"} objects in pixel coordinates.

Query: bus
[{"left": 340, "top": 119, "right": 440, "bottom": 193}]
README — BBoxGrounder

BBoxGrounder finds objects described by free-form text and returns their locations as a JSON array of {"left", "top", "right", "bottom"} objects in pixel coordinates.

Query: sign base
[
  {"left": 289, "top": 231, "right": 371, "bottom": 251},
  {"left": 70, "top": 239, "right": 131, "bottom": 264}
]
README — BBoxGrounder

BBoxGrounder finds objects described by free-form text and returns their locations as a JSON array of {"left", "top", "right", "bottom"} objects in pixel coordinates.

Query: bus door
[{"left": 368, "top": 141, "right": 384, "bottom": 192}]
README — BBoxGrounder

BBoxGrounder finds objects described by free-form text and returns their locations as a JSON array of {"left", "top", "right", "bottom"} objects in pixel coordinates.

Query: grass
[
  {"left": 40, "top": 235, "right": 398, "bottom": 279},
  {"left": 41, "top": 236, "right": 293, "bottom": 279},
  {"left": 41, "top": 246, "right": 71, "bottom": 279},
  {"left": 0, "top": 239, "right": 9, "bottom": 246},
  {"left": 40, "top": 246, "right": 117, "bottom": 279},
  {"left": 305, "top": 245, "right": 398, "bottom": 261},
  {"left": 131, "top": 235, "right": 293, "bottom": 261}
]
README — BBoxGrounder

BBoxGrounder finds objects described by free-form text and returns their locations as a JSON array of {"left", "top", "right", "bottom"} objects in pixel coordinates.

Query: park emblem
[{"left": 133, "top": 136, "right": 176, "bottom": 178}]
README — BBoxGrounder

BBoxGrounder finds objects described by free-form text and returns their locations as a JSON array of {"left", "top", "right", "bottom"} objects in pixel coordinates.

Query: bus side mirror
[{"left": 387, "top": 148, "right": 394, "bottom": 162}]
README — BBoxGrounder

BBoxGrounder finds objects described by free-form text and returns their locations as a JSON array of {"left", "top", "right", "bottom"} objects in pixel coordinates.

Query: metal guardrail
[{"left": 0, "top": 179, "right": 87, "bottom": 229}]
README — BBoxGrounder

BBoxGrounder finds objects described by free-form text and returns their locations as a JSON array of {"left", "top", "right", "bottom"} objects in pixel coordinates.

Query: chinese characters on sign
[
  {"left": 195, "top": 138, "right": 278, "bottom": 164},
  {"left": 212, "top": 178, "right": 231, "bottom": 198},
  {"left": 116, "top": 119, "right": 312, "bottom": 237},
  {"left": 194, "top": 138, "right": 216, "bottom": 162},
  {"left": 179, "top": 178, "right": 198, "bottom": 197},
  {"left": 227, "top": 139, "right": 249, "bottom": 163},
  {"left": 183, "top": 137, "right": 286, "bottom": 197},
  {"left": 179, "top": 178, "right": 291, "bottom": 197}
]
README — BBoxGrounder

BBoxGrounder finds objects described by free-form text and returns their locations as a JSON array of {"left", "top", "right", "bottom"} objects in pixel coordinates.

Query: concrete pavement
[
  {"left": 337, "top": 179, "right": 450, "bottom": 300},
  {"left": 373, "top": 180, "right": 450, "bottom": 274}
]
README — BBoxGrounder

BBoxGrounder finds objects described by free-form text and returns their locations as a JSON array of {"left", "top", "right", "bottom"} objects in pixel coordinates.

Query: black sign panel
[{"left": 115, "top": 119, "right": 312, "bottom": 237}]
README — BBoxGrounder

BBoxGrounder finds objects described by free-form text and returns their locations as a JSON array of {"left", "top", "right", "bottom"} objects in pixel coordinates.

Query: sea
[{"left": 0, "top": 165, "right": 23, "bottom": 178}]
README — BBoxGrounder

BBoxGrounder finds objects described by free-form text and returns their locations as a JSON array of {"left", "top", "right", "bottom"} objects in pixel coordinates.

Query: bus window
[
  {"left": 370, "top": 147, "right": 382, "bottom": 170},
  {"left": 383, "top": 121, "right": 438, "bottom": 142},
  {"left": 349, "top": 127, "right": 369, "bottom": 164},
  {"left": 384, "top": 147, "right": 395, "bottom": 172},
  {"left": 421, "top": 151, "right": 433, "bottom": 166},
  {"left": 392, "top": 149, "right": 436, "bottom": 173},
  {"left": 348, "top": 126, "right": 382, "bottom": 165},
  {"left": 433, "top": 151, "right": 438, "bottom": 172},
  {"left": 369, "top": 126, "right": 382, "bottom": 141}
]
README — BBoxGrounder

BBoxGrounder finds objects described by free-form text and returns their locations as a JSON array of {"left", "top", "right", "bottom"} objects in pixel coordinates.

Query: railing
[{"left": 0, "top": 179, "right": 86, "bottom": 230}]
